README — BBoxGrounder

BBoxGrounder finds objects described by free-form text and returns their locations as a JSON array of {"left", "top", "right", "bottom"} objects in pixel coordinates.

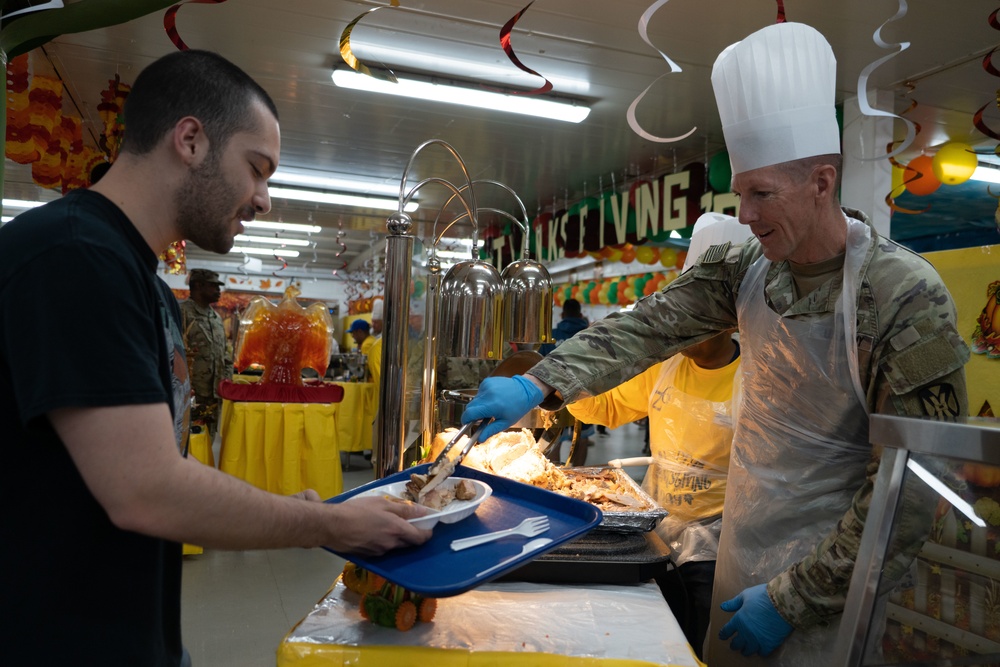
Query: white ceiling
[{"left": 3, "top": 0, "right": 999, "bottom": 282}]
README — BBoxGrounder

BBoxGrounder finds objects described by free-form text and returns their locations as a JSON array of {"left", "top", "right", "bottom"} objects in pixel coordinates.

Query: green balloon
[{"left": 708, "top": 151, "right": 733, "bottom": 193}]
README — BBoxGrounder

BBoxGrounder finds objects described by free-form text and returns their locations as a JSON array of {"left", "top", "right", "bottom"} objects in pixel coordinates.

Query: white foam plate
[{"left": 349, "top": 477, "right": 492, "bottom": 530}]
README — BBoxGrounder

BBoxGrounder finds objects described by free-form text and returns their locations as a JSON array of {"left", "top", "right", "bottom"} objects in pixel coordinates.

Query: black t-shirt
[{"left": 0, "top": 189, "right": 184, "bottom": 666}]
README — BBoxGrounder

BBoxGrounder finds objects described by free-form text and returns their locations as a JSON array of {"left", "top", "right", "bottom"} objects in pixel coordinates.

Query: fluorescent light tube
[
  {"left": 234, "top": 234, "right": 311, "bottom": 247},
  {"left": 242, "top": 220, "right": 322, "bottom": 234},
  {"left": 331, "top": 69, "right": 590, "bottom": 124},
  {"left": 269, "top": 168, "right": 402, "bottom": 198},
  {"left": 269, "top": 185, "right": 418, "bottom": 212},
  {"left": 2, "top": 198, "right": 44, "bottom": 209},
  {"left": 970, "top": 165, "right": 1000, "bottom": 185},
  {"left": 229, "top": 246, "right": 301, "bottom": 258},
  {"left": 435, "top": 249, "right": 477, "bottom": 260}
]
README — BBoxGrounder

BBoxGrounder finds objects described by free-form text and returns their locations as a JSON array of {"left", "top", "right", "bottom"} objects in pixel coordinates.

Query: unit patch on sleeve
[{"left": 918, "top": 384, "right": 961, "bottom": 419}]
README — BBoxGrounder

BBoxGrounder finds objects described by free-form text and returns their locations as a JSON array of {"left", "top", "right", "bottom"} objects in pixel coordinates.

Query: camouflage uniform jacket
[
  {"left": 180, "top": 300, "right": 232, "bottom": 400},
  {"left": 532, "top": 207, "right": 970, "bottom": 629}
]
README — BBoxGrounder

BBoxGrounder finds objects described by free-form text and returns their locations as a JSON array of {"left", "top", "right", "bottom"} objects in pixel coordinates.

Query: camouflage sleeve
[
  {"left": 530, "top": 243, "right": 751, "bottom": 410},
  {"left": 767, "top": 245, "right": 971, "bottom": 629}
]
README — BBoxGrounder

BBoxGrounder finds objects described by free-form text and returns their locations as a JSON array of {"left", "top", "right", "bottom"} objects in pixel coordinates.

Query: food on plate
[
  {"left": 434, "top": 427, "right": 653, "bottom": 511},
  {"left": 402, "top": 474, "right": 477, "bottom": 511}
]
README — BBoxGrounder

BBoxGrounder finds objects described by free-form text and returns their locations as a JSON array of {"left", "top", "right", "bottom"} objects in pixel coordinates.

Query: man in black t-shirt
[{"left": 0, "top": 50, "right": 430, "bottom": 667}]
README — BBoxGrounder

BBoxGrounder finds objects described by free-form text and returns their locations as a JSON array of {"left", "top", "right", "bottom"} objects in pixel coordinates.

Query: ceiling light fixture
[
  {"left": 331, "top": 69, "right": 591, "bottom": 124},
  {"left": 269, "top": 168, "right": 403, "bottom": 198},
  {"left": 347, "top": 44, "right": 592, "bottom": 95},
  {"left": 270, "top": 185, "right": 418, "bottom": 212},
  {"left": 229, "top": 246, "right": 301, "bottom": 258},
  {"left": 242, "top": 220, "right": 322, "bottom": 234},
  {"left": 234, "top": 234, "right": 312, "bottom": 247},
  {"left": 970, "top": 165, "right": 1000, "bottom": 185},
  {"left": 2, "top": 198, "right": 44, "bottom": 209}
]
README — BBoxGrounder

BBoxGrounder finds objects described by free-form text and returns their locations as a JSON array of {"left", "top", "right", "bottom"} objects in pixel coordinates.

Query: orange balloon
[
  {"left": 620, "top": 245, "right": 636, "bottom": 263},
  {"left": 903, "top": 154, "right": 942, "bottom": 196}
]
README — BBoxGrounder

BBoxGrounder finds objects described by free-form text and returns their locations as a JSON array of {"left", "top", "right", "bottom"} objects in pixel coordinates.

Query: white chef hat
[
  {"left": 711, "top": 22, "right": 840, "bottom": 175},
  {"left": 682, "top": 212, "right": 753, "bottom": 272},
  {"left": 371, "top": 298, "right": 383, "bottom": 321}
]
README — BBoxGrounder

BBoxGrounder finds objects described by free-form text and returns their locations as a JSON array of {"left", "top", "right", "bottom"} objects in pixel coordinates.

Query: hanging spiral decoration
[{"left": 972, "top": 8, "right": 1000, "bottom": 141}]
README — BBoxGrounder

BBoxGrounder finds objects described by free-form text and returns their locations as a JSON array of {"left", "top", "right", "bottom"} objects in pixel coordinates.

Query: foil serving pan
[{"left": 561, "top": 466, "right": 668, "bottom": 533}]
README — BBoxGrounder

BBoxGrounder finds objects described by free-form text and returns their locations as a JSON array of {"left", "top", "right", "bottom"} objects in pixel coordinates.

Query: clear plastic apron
[{"left": 704, "top": 218, "right": 872, "bottom": 665}]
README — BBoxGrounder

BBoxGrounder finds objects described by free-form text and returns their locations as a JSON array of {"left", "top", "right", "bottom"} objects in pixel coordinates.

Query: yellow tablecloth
[
  {"left": 187, "top": 429, "right": 215, "bottom": 468},
  {"left": 219, "top": 400, "right": 343, "bottom": 499},
  {"left": 183, "top": 430, "right": 214, "bottom": 555},
  {"left": 278, "top": 580, "right": 701, "bottom": 667},
  {"left": 228, "top": 377, "right": 376, "bottom": 454},
  {"left": 330, "top": 382, "right": 376, "bottom": 453}
]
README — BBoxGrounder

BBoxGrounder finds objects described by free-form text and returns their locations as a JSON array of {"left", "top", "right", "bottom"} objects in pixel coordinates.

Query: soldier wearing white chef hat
[
  {"left": 702, "top": 22, "right": 969, "bottom": 665},
  {"left": 458, "top": 21, "right": 968, "bottom": 665}
]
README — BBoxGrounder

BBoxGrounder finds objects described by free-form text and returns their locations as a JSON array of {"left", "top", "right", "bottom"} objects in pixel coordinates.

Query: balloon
[
  {"left": 659, "top": 247, "right": 677, "bottom": 268},
  {"left": 620, "top": 244, "right": 636, "bottom": 263},
  {"left": 891, "top": 164, "right": 905, "bottom": 194},
  {"left": 903, "top": 155, "right": 941, "bottom": 196},
  {"left": 624, "top": 287, "right": 636, "bottom": 300},
  {"left": 932, "top": 142, "right": 977, "bottom": 186},
  {"left": 590, "top": 289, "right": 601, "bottom": 305},
  {"left": 598, "top": 292, "right": 609, "bottom": 305},
  {"left": 635, "top": 245, "right": 657, "bottom": 265},
  {"left": 675, "top": 250, "right": 688, "bottom": 269},
  {"left": 606, "top": 247, "right": 623, "bottom": 262},
  {"left": 708, "top": 151, "right": 733, "bottom": 193},
  {"left": 643, "top": 281, "right": 657, "bottom": 296}
]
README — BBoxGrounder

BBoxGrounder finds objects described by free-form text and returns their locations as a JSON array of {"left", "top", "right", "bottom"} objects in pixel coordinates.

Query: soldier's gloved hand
[
  {"left": 718, "top": 583, "right": 794, "bottom": 657},
  {"left": 462, "top": 375, "right": 543, "bottom": 441}
]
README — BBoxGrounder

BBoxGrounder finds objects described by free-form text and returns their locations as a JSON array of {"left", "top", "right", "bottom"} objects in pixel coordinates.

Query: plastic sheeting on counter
[{"left": 278, "top": 579, "right": 701, "bottom": 667}]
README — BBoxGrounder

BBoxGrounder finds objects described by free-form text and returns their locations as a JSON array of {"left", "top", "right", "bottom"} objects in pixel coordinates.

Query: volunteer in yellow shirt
[{"left": 568, "top": 330, "right": 740, "bottom": 658}]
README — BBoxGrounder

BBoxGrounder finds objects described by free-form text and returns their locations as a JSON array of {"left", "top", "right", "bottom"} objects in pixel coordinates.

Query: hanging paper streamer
[
  {"left": 883, "top": 83, "right": 928, "bottom": 214},
  {"left": 5, "top": 53, "right": 107, "bottom": 194},
  {"left": 972, "top": 8, "right": 1000, "bottom": 141},
  {"left": 775, "top": 0, "right": 787, "bottom": 23},
  {"left": 331, "top": 219, "right": 348, "bottom": 277},
  {"left": 339, "top": 1, "right": 401, "bottom": 83},
  {"left": 6, "top": 54, "right": 38, "bottom": 165},
  {"left": 164, "top": 0, "right": 228, "bottom": 51},
  {"left": 856, "top": 0, "right": 916, "bottom": 161},
  {"left": 162, "top": 240, "right": 187, "bottom": 275},
  {"left": 493, "top": 2, "right": 553, "bottom": 95},
  {"left": 97, "top": 74, "right": 130, "bottom": 161},
  {"left": 626, "top": 0, "right": 696, "bottom": 143}
]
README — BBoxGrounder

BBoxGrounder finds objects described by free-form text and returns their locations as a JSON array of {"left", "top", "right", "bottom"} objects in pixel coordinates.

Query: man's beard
[{"left": 175, "top": 151, "right": 254, "bottom": 254}]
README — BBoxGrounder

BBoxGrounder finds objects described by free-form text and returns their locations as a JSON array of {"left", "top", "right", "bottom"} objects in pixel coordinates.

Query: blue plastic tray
[{"left": 323, "top": 463, "right": 602, "bottom": 597}]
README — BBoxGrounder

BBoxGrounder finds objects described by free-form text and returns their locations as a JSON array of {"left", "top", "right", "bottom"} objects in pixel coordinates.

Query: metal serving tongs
[
  {"left": 417, "top": 349, "right": 543, "bottom": 501},
  {"left": 418, "top": 418, "right": 493, "bottom": 500}
]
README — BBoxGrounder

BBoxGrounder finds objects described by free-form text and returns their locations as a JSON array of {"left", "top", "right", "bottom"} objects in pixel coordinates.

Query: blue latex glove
[
  {"left": 461, "top": 375, "right": 543, "bottom": 441},
  {"left": 718, "top": 583, "right": 794, "bottom": 657}
]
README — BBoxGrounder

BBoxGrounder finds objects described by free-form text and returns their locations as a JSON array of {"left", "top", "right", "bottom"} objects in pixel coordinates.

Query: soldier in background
[{"left": 181, "top": 268, "right": 232, "bottom": 437}]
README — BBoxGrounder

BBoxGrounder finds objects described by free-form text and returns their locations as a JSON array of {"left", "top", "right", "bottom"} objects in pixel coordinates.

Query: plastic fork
[
  {"left": 475, "top": 537, "right": 554, "bottom": 578},
  {"left": 450, "top": 516, "right": 550, "bottom": 551}
]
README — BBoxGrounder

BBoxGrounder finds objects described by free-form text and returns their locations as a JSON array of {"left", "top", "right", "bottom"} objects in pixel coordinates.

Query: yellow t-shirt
[
  {"left": 367, "top": 337, "right": 382, "bottom": 387},
  {"left": 568, "top": 354, "right": 739, "bottom": 526}
]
